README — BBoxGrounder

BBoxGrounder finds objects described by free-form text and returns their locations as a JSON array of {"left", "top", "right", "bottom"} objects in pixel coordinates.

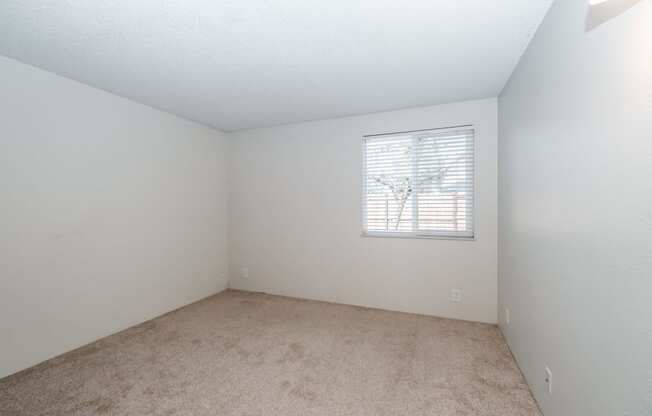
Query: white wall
[
  {"left": 229, "top": 99, "right": 498, "bottom": 323},
  {"left": 498, "top": 1, "right": 652, "bottom": 415},
  {"left": 0, "top": 56, "right": 229, "bottom": 378}
]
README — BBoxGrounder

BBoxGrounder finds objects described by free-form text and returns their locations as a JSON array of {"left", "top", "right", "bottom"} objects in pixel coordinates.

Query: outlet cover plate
[{"left": 545, "top": 366, "right": 552, "bottom": 395}]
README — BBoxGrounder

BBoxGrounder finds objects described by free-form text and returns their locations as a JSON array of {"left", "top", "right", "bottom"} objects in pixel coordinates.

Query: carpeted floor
[{"left": 0, "top": 290, "right": 541, "bottom": 415}]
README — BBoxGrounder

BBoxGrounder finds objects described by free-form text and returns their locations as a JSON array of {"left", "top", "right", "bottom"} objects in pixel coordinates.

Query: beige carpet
[{"left": 0, "top": 290, "right": 540, "bottom": 415}]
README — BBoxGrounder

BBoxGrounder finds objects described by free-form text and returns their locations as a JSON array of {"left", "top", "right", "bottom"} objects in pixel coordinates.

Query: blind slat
[{"left": 362, "top": 127, "right": 475, "bottom": 239}]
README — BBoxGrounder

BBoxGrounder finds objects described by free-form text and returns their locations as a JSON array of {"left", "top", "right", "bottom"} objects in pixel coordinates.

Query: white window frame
[{"left": 361, "top": 125, "right": 477, "bottom": 241}]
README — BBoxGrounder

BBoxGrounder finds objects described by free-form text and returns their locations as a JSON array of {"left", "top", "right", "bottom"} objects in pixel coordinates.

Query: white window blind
[{"left": 362, "top": 126, "right": 475, "bottom": 239}]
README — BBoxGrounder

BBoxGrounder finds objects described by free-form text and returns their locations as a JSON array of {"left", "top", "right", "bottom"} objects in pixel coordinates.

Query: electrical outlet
[
  {"left": 450, "top": 289, "right": 462, "bottom": 303},
  {"left": 544, "top": 366, "right": 552, "bottom": 395},
  {"left": 241, "top": 267, "right": 249, "bottom": 279},
  {"left": 505, "top": 308, "right": 510, "bottom": 325}
]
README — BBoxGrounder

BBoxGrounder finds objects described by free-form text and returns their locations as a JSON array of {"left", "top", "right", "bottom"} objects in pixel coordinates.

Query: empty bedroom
[{"left": 1, "top": 1, "right": 650, "bottom": 415}]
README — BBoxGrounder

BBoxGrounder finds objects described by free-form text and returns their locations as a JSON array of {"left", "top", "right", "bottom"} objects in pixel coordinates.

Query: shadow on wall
[{"left": 586, "top": 0, "right": 644, "bottom": 30}]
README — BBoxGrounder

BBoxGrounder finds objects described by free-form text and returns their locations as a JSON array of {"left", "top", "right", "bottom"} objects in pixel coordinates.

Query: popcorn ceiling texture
[
  {"left": 0, "top": 1, "right": 552, "bottom": 130},
  {"left": 0, "top": 290, "right": 539, "bottom": 415}
]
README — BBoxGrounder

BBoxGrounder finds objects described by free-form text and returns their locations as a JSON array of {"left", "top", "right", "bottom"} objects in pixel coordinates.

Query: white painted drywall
[
  {"left": 0, "top": 1, "right": 551, "bottom": 130},
  {"left": 0, "top": 56, "right": 229, "bottom": 379},
  {"left": 498, "top": 0, "right": 652, "bottom": 415},
  {"left": 229, "top": 99, "right": 498, "bottom": 324}
]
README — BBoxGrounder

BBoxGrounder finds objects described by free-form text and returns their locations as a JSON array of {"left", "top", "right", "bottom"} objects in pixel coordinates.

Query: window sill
[{"left": 361, "top": 232, "right": 475, "bottom": 241}]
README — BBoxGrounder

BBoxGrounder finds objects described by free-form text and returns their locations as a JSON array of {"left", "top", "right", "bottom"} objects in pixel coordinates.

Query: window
[{"left": 362, "top": 126, "right": 475, "bottom": 239}]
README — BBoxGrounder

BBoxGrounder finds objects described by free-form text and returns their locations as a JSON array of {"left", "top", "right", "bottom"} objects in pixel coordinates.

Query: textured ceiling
[{"left": 0, "top": 1, "right": 552, "bottom": 131}]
